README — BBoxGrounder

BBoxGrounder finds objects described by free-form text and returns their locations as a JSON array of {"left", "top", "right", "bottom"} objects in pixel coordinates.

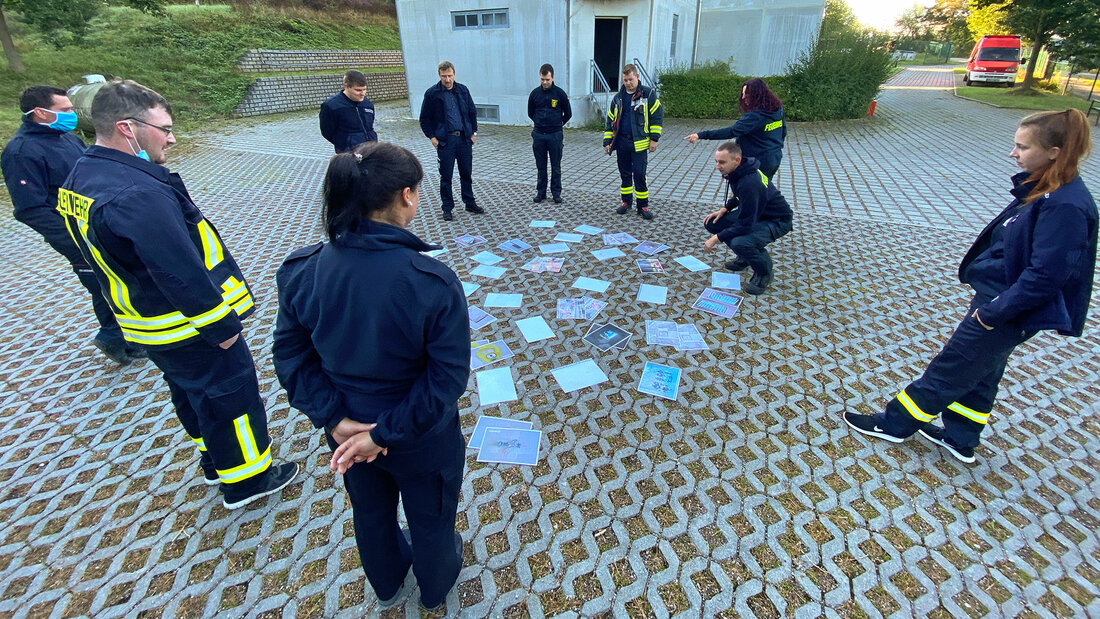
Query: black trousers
[
  {"left": 704, "top": 215, "right": 793, "bottom": 276},
  {"left": 146, "top": 337, "right": 274, "bottom": 497},
  {"left": 19, "top": 210, "right": 123, "bottom": 344},
  {"left": 878, "top": 299, "right": 1036, "bottom": 449},
  {"left": 329, "top": 416, "right": 465, "bottom": 607},
  {"left": 532, "top": 130, "right": 563, "bottom": 198},
  {"left": 436, "top": 134, "right": 475, "bottom": 212},
  {"left": 614, "top": 141, "right": 648, "bottom": 208}
]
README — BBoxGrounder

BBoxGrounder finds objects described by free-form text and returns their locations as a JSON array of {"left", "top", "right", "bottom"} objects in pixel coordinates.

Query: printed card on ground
[
  {"left": 582, "top": 323, "right": 632, "bottom": 351},
  {"left": 498, "top": 238, "right": 532, "bottom": 253},
  {"left": 581, "top": 296, "right": 607, "bottom": 319},
  {"left": 470, "top": 340, "right": 515, "bottom": 370},
  {"left": 554, "top": 232, "right": 585, "bottom": 243},
  {"left": 636, "top": 258, "right": 663, "bottom": 273},
  {"left": 461, "top": 281, "right": 480, "bottom": 297},
  {"left": 638, "top": 361, "right": 683, "bottom": 400},
  {"left": 485, "top": 293, "right": 523, "bottom": 308},
  {"left": 454, "top": 234, "right": 487, "bottom": 247},
  {"left": 711, "top": 272, "right": 741, "bottom": 291},
  {"left": 550, "top": 359, "right": 609, "bottom": 393},
  {"left": 471, "top": 251, "right": 504, "bottom": 265},
  {"left": 529, "top": 220, "right": 556, "bottom": 228},
  {"left": 692, "top": 288, "right": 743, "bottom": 319},
  {"left": 674, "top": 256, "right": 711, "bottom": 272},
  {"left": 574, "top": 225, "right": 604, "bottom": 235},
  {"left": 470, "top": 264, "right": 507, "bottom": 279},
  {"left": 468, "top": 415, "right": 532, "bottom": 449},
  {"left": 521, "top": 256, "right": 564, "bottom": 273},
  {"left": 603, "top": 232, "right": 639, "bottom": 246},
  {"left": 468, "top": 306, "right": 497, "bottom": 330},
  {"left": 636, "top": 284, "right": 667, "bottom": 304},
  {"left": 572, "top": 277, "right": 611, "bottom": 293},
  {"left": 539, "top": 242, "right": 570, "bottom": 254},
  {"left": 475, "top": 366, "right": 518, "bottom": 407},
  {"left": 591, "top": 248, "right": 625, "bottom": 261},
  {"left": 515, "top": 316, "right": 554, "bottom": 342},
  {"left": 675, "top": 324, "right": 709, "bottom": 351},
  {"left": 476, "top": 427, "right": 542, "bottom": 466},
  {"left": 634, "top": 241, "right": 670, "bottom": 255}
]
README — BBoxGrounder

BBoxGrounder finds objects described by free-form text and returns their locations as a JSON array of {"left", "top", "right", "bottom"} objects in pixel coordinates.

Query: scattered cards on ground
[
  {"left": 468, "top": 415, "right": 532, "bottom": 449},
  {"left": 676, "top": 324, "right": 709, "bottom": 350},
  {"left": 636, "top": 284, "right": 667, "bottom": 304},
  {"left": 554, "top": 232, "right": 584, "bottom": 243},
  {"left": 603, "top": 232, "right": 639, "bottom": 246},
  {"left": 521, "top": 256, "right": 564, "bottom": 273},
  {"left": 711, "top": 272, "right": 741, "bottom": 291},
  {"left": 636, "top": 258, "right": 664, "bottom": 273},
  {"left": 556, "top": 296, "right": 607, "bottom": 320},
  {"left": 634, "top": 241, "right": 670, "bottom": 255},
  {"left": 471, "top": 264, "right": 506, "bottom": 279},
  {"left": 476, "top": 427, "right": 542, "bottom": 466},
  {"left": 455, "top": 234, "right": 487, "bottom": 247},
  {"left": 572, "top": 277, "right": 611, "bottom": 293},
  {"left": 461, "top": 281, "right": 480, "bottom": 297},
  {"left": 550, "top": 359, "right": 609, "bottom": 393},
  {"left": 515, "top": 316, "right": 554, "bottom": 342},
  {"left": 485, "top": 292, "right": 523, "bottom": 308},
  {"left": 692, "top": 288, "right": 743, "bottom": 319},
  {"left": 498, "top": 238, "right": 532, "bottom": 253},
  {"left": 529, "top": 220, "right": 556, "bottom": 228},
  {"left": 470, "top": 340, "right": 515, "bottom": 370},
  {"left": 539, "top": 242, "right": 570, "bottom": 254},
  {"left": 471, "top": 251, "right": 504, "bottom": 265},
  {"left": 582, "top": 323, "right": 632, "bottom": 351},
  {"left": 674, "top": 255, "right": 711, "bottom": 272},
  {"left": 638, "top": 361, "right": 683, "bottom": 400},
  {"left": 475, "top": 366, "right": 518, "bottom": 407},
  {"left": 468, "top": 306, "right": 497, "bottom": 329},
  {"left": 574, "top": 225, "right": 603, "bottom": 235},
  {"left": 591, "top": 248, "right": 625, "bottom": 261},
  {"left": 645, "top": 320, "right": 709, "bottom": 351}
]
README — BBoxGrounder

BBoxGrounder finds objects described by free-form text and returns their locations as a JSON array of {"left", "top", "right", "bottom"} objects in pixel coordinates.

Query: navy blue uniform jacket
[
  {"left": 419, "top": 82, "right": 477, "bottom": 141},
  {"left": 698, "top": 108, "right": 786, "bottom": 171},
  {"left": 960, "top": 172, "right": 1097, "bottom": 336},
  {"left": 59, "top": 147, "right": 255, "bottom": 348},
  {"left": 273, "top": 219, "right": 471, "bottom": 450},
  {"left": 319, "top": 92, "right": 377, "bottom": 153},
  {"left": 527, "top": 84, "right": 572, "bottom": 133},
  {"left": 717, "top": 157, "right": 793, "bottom": 241},
  {"left": 1, "top": 118, "right": 86, "bottom": 224}
]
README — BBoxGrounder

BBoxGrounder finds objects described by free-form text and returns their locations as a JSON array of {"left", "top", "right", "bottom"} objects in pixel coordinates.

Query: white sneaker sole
[
  {"left": 222, "top": 463, "right": 299, "bottom": 510},
  {"left": 843, "top": 415, "right": 905, "bottom": 443},
  {"left": 917, "top": 429, "right": 976, "bottom": 464}
]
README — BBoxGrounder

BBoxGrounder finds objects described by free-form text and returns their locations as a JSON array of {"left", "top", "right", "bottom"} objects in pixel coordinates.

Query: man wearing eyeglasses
[
  {"left": 58, "top": 80, "right": 299, "bottom": 510},
  {"left": 1, "top": 85, "right": 142, "bottom": 365}
]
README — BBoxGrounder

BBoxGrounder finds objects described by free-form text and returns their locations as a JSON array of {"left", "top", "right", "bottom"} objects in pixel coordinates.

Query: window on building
[
  {"left": 671, "top": 14, "right": 679, "bottom": 59},
  {"left": 453, "top": 9, "right": 509, "bottom": 30},
  {"left": 475, "top": 104, "right": 500, "bottom": 123}
]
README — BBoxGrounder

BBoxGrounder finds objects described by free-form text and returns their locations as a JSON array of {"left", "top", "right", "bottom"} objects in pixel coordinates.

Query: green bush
[{"left": 783, "top": 34, "right": 893, "bottom": 121}]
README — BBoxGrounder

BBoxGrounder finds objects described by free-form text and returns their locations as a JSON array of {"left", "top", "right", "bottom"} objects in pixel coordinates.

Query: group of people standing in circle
[{"left": 2, "top": 58, "right": 1095, "bottom": 612}]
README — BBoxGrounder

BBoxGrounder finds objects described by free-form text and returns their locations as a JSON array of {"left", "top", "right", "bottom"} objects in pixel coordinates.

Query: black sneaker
[
  {"left": 418, "top": 532, "right": 463, "bottom": 612},
  {"left": 744, "top": 271, "right": 774, "bottom": 295},
  {"left": 377, "top": 581, "right": 408, "bottom": 609},
  {"left": 200, "top": 453, "right": 220, "bottom": 486},
  {"left": 125, "top": 345, "right": 148, "bottom": 360},
  {"left": 533, "top": 194, "right": 546, "bottom": 203},
  {"left": 552, "top": 195, "right": 563, "bottom": 204},
  {"left": 724, "top": 258, "right": 750, "bottom": 272},
  {"left": 842, "top": 412, "right": 906, "bottom": 443},
  {"left": 442, "top": 211, "right": 454, "bottom": 221},
  {"left": 638, "top": 207, "right": 654, "bottom": 220},
  {"left": 615, "top": 202, "right": 630, "bottom": 215},
  {"left": 918, "top": 425, "right": 976, "bottom": 464},
  {"left": 222, "top": 462, "right": 299, "bottom": 510},
  {"left": 92, "top": 337, "right": 132, "bottom": 365},
  {"left": 465, "top": 204, "right": 485, "bottom": 214}
]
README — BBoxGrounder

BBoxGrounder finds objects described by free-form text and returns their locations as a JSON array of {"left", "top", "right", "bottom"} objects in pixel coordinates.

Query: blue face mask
[
  {"left": 26, "top": 108, "right": 78, "bottom": 132},
  {"left": 126, "top": 121, "right": 151, "bottom": 161}
]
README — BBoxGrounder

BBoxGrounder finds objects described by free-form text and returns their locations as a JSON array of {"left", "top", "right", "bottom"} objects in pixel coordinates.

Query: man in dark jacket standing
[
  {"left": 1, "top": 85, "right": 140, "bottom": 364},
  {"left": 527, "top": 63, "right": 572, "bottom": 204},
  {"left": 702, "top": 141, "right": 793, "bottom": 295},
  {"left": 419, "top": 61, "right": 483, "bottom": 221},
  {"left": 319, "top": 70, "right": 377, "bottom": 153},
  {"left": 59, "top": 80, "right": 298, "bottom": 510},
  {"left": 603, "top": 64, "right": 662, "bottom": 220}
]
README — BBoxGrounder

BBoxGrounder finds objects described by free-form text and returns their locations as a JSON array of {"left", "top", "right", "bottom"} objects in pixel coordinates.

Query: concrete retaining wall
[
  {"left": 235, "top": 72, "right": 408, "bottom": 117},
  {"left": 237, "top": 49, "right": 404, "bottom": 72}
]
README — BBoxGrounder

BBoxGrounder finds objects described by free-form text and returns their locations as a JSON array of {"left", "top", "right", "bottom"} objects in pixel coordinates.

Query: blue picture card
[
  {"left": 539, "top": 242, "right": 570, "bottom": 254},
  {"left": 468, "top": 415, "right": 533, "bottom": 450},
  {"left": 476, "top": 427, "right": 543, "bottom": 466},
  {"left": 711, "top": 272, "right": 742, "bottom": 291},
  {"left": 638, "top": 361, "right": 683, "bottom": 400},
  {"left": 529, "top": 220, "right": 556, "bottom": 228},
  {"left": 471, "top": 251, "right": 504, "bottom": 265},
  {"left": 498, "top": 238, "right": 533, "bottom": 253},
  {"left": 461, "top": 281, "right": 480, "bottom": 297}
]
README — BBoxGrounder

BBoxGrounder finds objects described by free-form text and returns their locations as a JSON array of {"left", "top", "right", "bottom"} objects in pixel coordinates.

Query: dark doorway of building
[{"left": 594, "top": 17, "right": 625, "bottom": 91}]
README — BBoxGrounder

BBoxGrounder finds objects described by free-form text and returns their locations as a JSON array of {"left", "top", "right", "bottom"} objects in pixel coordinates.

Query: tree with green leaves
[
  {"left": 973, "top": 0, "right": 1097, "bottom": 91},
  {"left": 922, "top": 0, "right": 974, "bottom": 52},
  {"left": 0, "top": 0, "right": 24, "bottom": 73}
]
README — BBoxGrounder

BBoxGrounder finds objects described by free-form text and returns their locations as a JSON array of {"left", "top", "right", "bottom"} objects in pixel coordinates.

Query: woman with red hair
[{"left": 686, "top": 78, "right": 786, "bottom": 179}]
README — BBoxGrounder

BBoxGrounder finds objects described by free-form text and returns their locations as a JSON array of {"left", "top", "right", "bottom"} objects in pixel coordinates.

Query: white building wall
[{"left": 695, "top": 0, "right": 824, "bottom": 77}]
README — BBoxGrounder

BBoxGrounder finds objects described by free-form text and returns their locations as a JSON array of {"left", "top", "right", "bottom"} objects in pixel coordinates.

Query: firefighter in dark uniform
[
  {"left": 702, "top": 141, "right": 793, "bottom": 295},
  {"left": 59, "top": 80, "right": 297, "bottom": 509},
  {"left": 685, "top": 78, "right": 787, "bottom": 180},
  {"left": 845, "top": 110, "right": 1097, "bottom": 464},
  {"left": 319, "top": 69, "right": 377, "bottom": 153},
  {"left": 603, "top": 64, "right": 662, "bottom": 220},
  {"left": 1, "top": 85, "right": 142, "bottom": 364},
  {"left": 419, "top": 60, "right": 483, "bottom": 221},
  {"left": 273, "top": 142, "right": 468, "bottom": 612},
  {"left": 527, "top": 63, "right": 572, "bottom": 204}
]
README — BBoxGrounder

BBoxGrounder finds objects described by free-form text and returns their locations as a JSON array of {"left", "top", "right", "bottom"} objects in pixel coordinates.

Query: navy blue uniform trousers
[
  {"left": 705, "top": 215, "right": 793, "bottom": 277},
  {"left": 614, "top": 138, "right": 649, "bottom": 209},
  {"left": 436, "top": 133, "right": 475, "bottom": 212},
  {"left": 20, "top": 210, "right": 123, "bottom": 345},
  {"left": 146, "top": 337, "right": 274, "bottom": 498},
  {"left": 532, "top": 130, "right": 563, "bottom": 199},
  {"left": 328, "top": 417, "right": 465, "bottom": 607},
  {"left": 877, "top": 298, "right": 1036, "bottom": 448}
]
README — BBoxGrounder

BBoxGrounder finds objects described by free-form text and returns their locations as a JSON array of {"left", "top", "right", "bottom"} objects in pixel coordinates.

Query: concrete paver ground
[{"left": 0, "top": 67, "right": 1098, "bottom": 618}]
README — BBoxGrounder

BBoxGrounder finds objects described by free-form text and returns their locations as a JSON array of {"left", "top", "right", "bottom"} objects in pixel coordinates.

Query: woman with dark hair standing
[
  {"left": 272, "top": 142, "right": 470, "bottom": 611},
  {"left": 685, "top": 77, "right": 787, "bottom": 179},
  {"left": 845, "top": 110, "right": 1097, "bottom": 464}
]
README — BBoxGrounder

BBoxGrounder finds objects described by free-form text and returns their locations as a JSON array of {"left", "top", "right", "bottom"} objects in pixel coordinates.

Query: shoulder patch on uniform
[{"left": 284, "top": 242, "right": 323, "bottom": 264}]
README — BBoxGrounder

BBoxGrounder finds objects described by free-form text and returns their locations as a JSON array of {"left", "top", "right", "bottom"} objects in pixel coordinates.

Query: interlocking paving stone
[{"left": 0, "top": 66, "right": 1098, "bottom": 618}]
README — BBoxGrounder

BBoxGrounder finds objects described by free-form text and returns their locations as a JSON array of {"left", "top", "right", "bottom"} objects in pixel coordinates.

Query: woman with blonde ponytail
[{"left": 845, "top": 109, "right": 1097, "bottom": 463}]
